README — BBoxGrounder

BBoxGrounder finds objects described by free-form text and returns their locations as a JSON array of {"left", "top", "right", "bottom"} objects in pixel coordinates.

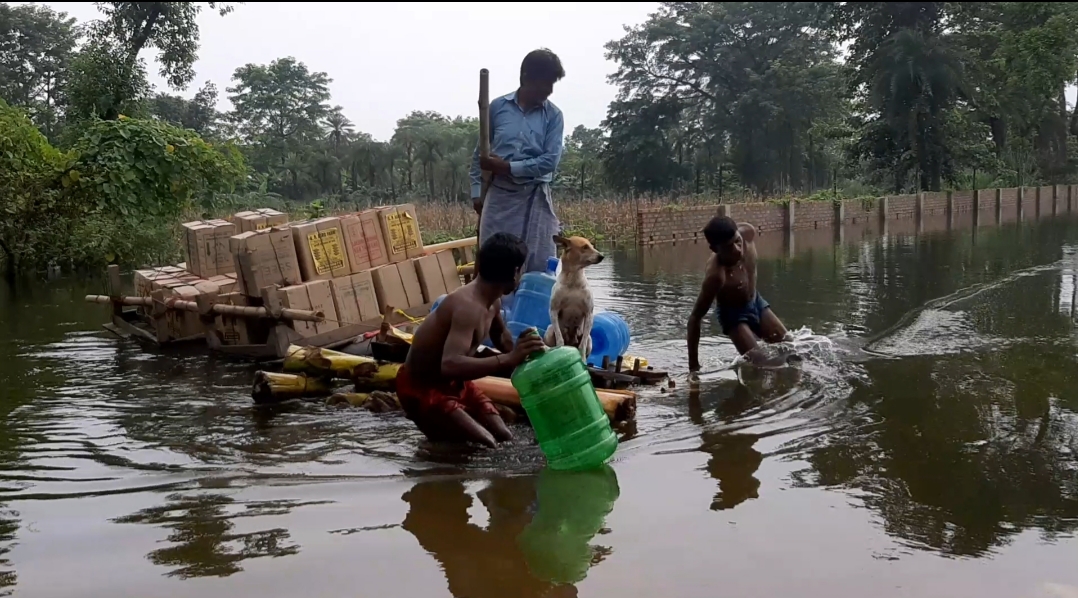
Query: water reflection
[
  {"left": 0, "top": 509, "right": 16, "bottom": 596},
  {"left": 113, "top": 492, "right": 323, "bottom": 578},
  {"left": 402, "top": 466, "right": 619, "bottom": 597},
  {"left": 0, "top": 214, "right": 1077, "bottom": 594}
]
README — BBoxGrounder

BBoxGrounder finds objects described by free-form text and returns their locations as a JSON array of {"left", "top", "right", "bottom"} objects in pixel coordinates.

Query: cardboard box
[
  {"left": 330, "top": 272, "right": 380, "bottom": 325},
  {"left": 162, "top": 280, "right": 218, "bottom": 340},
  {"left": 208, "top": 274, "right": 237, "bottom": 295},
  {"left": 134, "top": 267, "right": 170, "bottom": 296},
  {"left": 330, "top": 277, "right": 361, "bottom": 327},
  {"left": 370, "top": 264, "right": 408, "bottom": 316},
  {"left": 377, "top": 204, "right": 424, "bottom": 260},
  {"left": 182, "top": 219, "right": 236, "bottom": 278},
  {"left": 412, "top": 255, "right": 447, "bottom": 303},
  {"left": 359, "top": 209, "right": 389, "bottom": 268},
  {"left": 351, "top": 270, "right": 380, "bottom": 321},
  {"left": 435, "top": 250, "right": 462, "bottom": 292},
  {"left": 214, "top": 292, "right": 251, "bottom": 345},
  {"left": 396, "top": 203, "right": 425, "bottom": 259},
  {"left": 397, "top": 259, "right": 423, "bottom": 307},
  {"left": 233, "top": 208, "right": 289, "bottom": 233},
  {"left": 304, "top": 279, "right": 339, "bottom": 335},
  {"left": 377, "top": 206, "right": 424, "bottom": 263},
  {"left": 231, "top": 228, "right": 302, "bottom": 297},
  {"left": 339, "top": 214, "right": 372, "bottom": 273},
  {"left": 278, "top": 284, "right": 316, "bottom": 337},
  {"left": 278, "top": 280, "right": 339, "bottom": 337},
  {"left": 291, "top": 217, "right": 351, "bottom": 281}
]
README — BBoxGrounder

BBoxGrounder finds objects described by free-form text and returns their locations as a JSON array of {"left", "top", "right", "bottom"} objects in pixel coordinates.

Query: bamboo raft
[
  {"left": 90, "top": 237, "right": 480, "bottom": 361},
  {"left": 88, "top": 235, "right": 669, "bottom": 391},
  {"left": 257, "top": 346, "right": 638, "bottom": 424}
]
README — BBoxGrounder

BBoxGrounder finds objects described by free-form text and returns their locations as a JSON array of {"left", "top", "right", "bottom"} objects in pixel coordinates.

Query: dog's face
[{"left": 553, "top": 234, "right": 604, "bottom": 269}]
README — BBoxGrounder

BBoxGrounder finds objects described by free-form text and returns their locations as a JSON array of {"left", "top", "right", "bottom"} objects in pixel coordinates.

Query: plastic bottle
[
  {"left": 586, "top": 311, "right": 631, "bottom": 367},
  {"left": 512, "top": 333, "right": 618, "bottom": 471},
  {"left": 506, "top": 258, "right": 559, "bottom": 333},
  {"left": 517, "top": 465, "right": 620, "bottom": 584}
]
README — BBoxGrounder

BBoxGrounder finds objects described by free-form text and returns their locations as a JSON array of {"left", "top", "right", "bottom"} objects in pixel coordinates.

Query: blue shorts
[{"left": 716, "top": 292, "right": 771, "bottom": 337}]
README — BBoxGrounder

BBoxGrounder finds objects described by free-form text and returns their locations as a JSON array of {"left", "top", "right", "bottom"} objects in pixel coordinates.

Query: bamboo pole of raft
[
  {"left": 85, "top": 294, "right": 324, "bottom": 322},
  {"left": 422, "top": 236, "right": 479, "bottom": 255},
  {"left": 252, "top": 371, "right": 333, "bottom": 404},
  {"left": 475, "top": 68, "right": 492, "bottom": 238},
  {"left": 472, "top": 376, "right": 637, "bottom": 424},
  {"left": 283, "top": 345, "right": 399, "bottom": 389}
]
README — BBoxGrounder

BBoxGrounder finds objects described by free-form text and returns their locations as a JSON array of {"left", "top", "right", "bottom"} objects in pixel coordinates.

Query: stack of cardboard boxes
[{"left": 136, "top": 203, "right": 463, "bottom": 345}]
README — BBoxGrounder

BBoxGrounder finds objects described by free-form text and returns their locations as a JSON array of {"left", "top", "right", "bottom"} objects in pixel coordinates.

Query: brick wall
[
  {"left": 922, "top": 192, "right": 948, "bottom": 215},
  {"left": 795, "top": 201, "right": 836, "bottom": 230},
  {"left": 635, "top": 185, "right": 1077, "bottom": 245},
  {"left": 732, "top": 203, "right": 786, "bottom": 233},
  {"left": 887, "top": 194, "right": 916, "bottom": 219}
]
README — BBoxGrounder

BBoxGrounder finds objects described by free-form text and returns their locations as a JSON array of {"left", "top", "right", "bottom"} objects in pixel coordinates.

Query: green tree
[
  {"left": 0, "top": 2, "right": 78, "bottom": 141},
  {"left": 91, "top": 2, "right": 240, "bottom": 89},
  {"left": 149, "top": 81, "right": 221, "bottom": 137},
  {"left": 68, "top": 1, "right": 238, "bottom": 123},
  {"left": 226, "top": 56, "right": 331, "bottom": 199},
  {"left": 557, "top": 125, "right": 604, "bottom": 198},
  {"left": 65, "top": 38, "right": 152, "bottom": 124},
  {"left": 605, "top": 2, "right": 845, "bottom": 195}
]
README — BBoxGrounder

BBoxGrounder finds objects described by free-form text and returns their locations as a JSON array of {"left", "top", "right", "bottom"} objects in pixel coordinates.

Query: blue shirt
[{"left": 470, "top": 91, "right": 565, "bottom": 199}]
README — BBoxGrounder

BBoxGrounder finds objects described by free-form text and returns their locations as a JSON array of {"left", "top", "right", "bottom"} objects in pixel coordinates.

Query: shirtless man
[
  {"left": 687, "top": 215, "right": 790, "bottom": 372},
  {"left": 398, "top": 232, "right": 548, "bottom": 447}
]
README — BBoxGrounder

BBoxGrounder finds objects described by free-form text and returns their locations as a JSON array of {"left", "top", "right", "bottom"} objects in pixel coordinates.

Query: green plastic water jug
[
  {"left": 511, "top": 343, "right": 618, "bottom": 471},
  {"left": 517, "top": 465, "right": 620, "bottom": 584}
]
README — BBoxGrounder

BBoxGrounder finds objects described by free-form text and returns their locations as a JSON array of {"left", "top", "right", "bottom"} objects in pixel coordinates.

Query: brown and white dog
[{"left": 545, "top": 234, "right": 604, "bottom": 360}]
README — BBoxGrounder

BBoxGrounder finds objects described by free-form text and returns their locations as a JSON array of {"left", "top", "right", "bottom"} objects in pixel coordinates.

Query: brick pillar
[
  {"left": 946, "top": 190, "right": 954, "bottom": 230},
  {"left": 878, "top": 196, "right": 888, "bottom": 236},
  {"left": 995, "top": 188, "right": 1003, "bottom": 226},
  {"left": 972, "top": 189, "right": 981, "bottom": 227},
  {"left": 915, "top": 192, "right": 925, "bottom": 234}
]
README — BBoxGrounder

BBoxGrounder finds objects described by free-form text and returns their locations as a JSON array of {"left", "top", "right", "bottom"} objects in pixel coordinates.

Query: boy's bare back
[{"left": 406, "top": 285, "right": 501, "bottom": 382}]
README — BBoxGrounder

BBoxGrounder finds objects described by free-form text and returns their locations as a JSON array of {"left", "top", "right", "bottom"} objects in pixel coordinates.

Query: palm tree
[{"left": 869, "top": 29, "right": 965, "bottom": 191}]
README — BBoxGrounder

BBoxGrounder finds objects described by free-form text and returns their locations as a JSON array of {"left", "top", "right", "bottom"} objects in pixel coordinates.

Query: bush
[
  {"left": 0, "top": 99, "right": 73, "bottom": 272},
  {"left": 1, "top": 100, "right": 248, "bottom": 274}
]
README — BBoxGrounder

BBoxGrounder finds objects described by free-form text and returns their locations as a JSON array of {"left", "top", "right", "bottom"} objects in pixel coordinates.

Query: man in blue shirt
[{"left": 470, "top": 48, "right": 565, "bottom": 273}]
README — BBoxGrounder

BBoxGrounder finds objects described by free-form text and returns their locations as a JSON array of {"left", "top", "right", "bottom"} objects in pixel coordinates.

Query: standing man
[{"left": 471, "top": 48, "right": 566, "bottom": 273}]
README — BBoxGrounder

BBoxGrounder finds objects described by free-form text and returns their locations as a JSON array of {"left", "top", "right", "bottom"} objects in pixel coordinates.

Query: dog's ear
[{"left": 552, "top": 234, "right": 569, "bottom": 247}]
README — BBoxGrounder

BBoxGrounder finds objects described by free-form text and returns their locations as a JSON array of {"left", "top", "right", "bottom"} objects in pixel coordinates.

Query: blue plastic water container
[
  {"left": 507, "top": 257, "right": 559, "bottom": 333},
  {"left": 586, "top": 311, "right": 631, "bottom": 367}
]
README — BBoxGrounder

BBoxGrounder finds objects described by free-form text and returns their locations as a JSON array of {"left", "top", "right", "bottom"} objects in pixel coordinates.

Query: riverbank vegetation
[{"left": 3, "top": 2, "right": 1078, "bottom": 274}]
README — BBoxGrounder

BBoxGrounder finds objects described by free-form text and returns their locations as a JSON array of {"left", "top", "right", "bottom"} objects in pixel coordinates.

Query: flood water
[{"left": 2, "top": 212, "right": 1078, "bottom": 597}]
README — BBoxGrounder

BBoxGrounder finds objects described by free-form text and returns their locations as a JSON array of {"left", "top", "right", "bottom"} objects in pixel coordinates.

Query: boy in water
[
  {"left": 398, "top": 232, "right": 547, "bottom": 447},
  {"left": 687, "top": 216, "right": 790, "bottom": 371}
]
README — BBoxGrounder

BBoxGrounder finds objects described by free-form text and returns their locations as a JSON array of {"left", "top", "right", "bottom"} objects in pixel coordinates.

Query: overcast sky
[{"left": 32, "top": 1, "right": 661, "bottom": 140}]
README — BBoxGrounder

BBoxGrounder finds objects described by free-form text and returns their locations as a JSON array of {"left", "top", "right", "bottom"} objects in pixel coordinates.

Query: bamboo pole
[
  {"left": 85, "top": 294, "right": 324, "bottom": 322},
  {"left": 422, "top": 236, "right": 478, "bottom": 255},
  {"left": 476, "top": 68, "right": 492, "bottom": 236}
]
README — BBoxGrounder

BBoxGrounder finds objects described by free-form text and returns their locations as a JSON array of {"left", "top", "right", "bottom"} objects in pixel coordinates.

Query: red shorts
[{"left": 396, "top": 363, "right": 498, "bottom": 419}]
